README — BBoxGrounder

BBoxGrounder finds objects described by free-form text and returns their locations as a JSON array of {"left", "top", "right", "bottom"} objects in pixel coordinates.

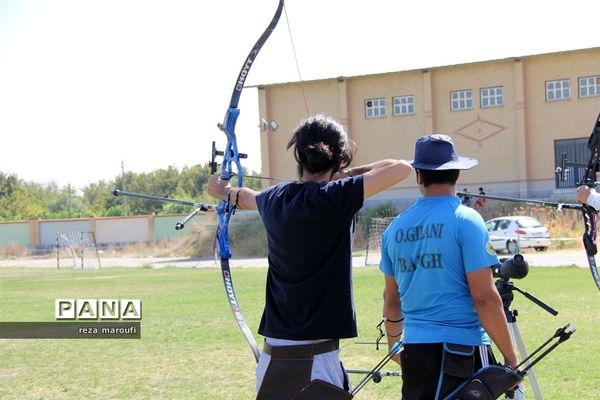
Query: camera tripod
[{"left": 495, "top": 278, "right": 558, "bottom": 400}]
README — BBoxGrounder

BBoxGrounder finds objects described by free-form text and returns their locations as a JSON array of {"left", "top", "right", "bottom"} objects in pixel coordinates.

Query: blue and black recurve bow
[{"left": 212, "top": 0, "right": 285, "bottom": 362}]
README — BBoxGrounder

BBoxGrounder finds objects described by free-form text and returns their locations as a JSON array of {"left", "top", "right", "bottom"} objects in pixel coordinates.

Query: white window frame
[
  {"left": 392, "top": 95, "right": 415, "bottom": 116},
  {"left": 450, "top": 90, "right": 473, "bottom": 111},
  {"left": 546, "top": 79, "right": 570, "bottom": 101},
  {"left": 579, "top": 75, "right": 600, "bottom": 98},
  {"left": 365, "top": 98, "right": 387, "bottom": 119},
  {"left": 480, "top": 86, "right": 504, "bottom": 108}
]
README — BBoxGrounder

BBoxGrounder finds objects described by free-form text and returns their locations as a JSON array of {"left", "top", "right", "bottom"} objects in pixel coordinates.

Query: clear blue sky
[{"left": 0, "top": 0, "right": 598, "bottom": 188}]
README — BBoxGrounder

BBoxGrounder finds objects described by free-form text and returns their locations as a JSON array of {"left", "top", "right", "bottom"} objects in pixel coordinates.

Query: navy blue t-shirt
[{"left": 255, "top": 176, "right": 364, "bottom": 340}]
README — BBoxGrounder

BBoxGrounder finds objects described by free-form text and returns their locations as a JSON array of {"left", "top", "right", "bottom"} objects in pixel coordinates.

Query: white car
[{"left": 485, "top": 216, "right": 550, "bottom": 254}]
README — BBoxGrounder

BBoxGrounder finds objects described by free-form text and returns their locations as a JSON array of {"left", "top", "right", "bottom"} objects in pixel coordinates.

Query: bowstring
[{"left": 283, "top": 3, "right": 309, "bottom": 116}]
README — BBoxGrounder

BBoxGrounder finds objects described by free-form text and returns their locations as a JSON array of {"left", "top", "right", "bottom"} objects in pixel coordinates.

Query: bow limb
[
  {"left": 581, "top": 204, "right": 600, "bottom": 290},
  {"left": 215, "top": 0, "right": 285, "bottom": 362},
  {"left": 579, "top": 112, "right": 600, "bottom": 291}
]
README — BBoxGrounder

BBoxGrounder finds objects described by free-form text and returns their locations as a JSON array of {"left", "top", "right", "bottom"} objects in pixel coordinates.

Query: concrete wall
[
  {"left": 0, "top": 221, "right": 30, "bottom": 247},
  {"left": 0, "top": 213, "right": 210, "bottom": 250},
  {"left": 40, "top": 219, "right": 92, "bottom": 247}
]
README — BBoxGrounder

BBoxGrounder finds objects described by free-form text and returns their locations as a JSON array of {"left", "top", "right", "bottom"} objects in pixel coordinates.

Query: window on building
[
  {"left": 365, "top": 98, "right": 386, "bottom": 118},
  {"left": 450, "top": 90, "right": 473, "bottom": 111},
  {"left": 546, "top": 79, "right": 570, "bottom": 101},
  {"left": 480, "top": 86, "right": 504, "bottom": 108},
  {"left": 392, "top": 95, "right": 415, "bottom": 116},
  {"left": 579, "top": 75, "right": 600, "bottom": 98}
]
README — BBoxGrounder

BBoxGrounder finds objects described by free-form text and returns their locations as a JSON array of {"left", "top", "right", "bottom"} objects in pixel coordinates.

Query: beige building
[{"left": 256, "top": 47, "right": 600, "bottom": 207}]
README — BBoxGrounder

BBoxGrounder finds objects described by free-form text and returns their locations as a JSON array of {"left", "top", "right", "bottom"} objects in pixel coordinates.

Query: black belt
[{"left": 263, "top": 339, "right": 339, "bottom": 359}]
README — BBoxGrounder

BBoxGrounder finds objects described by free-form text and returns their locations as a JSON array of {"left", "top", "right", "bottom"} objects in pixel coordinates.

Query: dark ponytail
[{"left": 286, "top": 114, "right": 354, "bottom": 178}]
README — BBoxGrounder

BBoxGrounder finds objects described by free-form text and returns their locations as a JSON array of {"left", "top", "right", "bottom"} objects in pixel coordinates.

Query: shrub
[{"left": 176, "top": 215, "right": 267, "bottom": 258}]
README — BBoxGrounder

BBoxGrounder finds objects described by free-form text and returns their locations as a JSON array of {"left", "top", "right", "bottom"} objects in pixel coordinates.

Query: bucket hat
[{"left": 410, "top": 134, "right": 478, "bottom": 170}]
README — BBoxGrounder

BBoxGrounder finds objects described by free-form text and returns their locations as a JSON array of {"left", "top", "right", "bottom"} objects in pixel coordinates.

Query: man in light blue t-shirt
[{"left": 380, "top": 134, "right": 518, "bottom": 400}]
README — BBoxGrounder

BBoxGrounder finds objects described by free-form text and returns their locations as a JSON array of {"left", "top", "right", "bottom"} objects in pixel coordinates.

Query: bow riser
[{"left": 220, "top": 107, "right": 244, "bottom": 186}]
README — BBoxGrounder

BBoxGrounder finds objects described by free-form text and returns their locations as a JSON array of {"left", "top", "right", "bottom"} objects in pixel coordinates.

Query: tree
[
  {"left": 82, "top": 180, "right": 116, "bottom": 215},
  {"left": 0, "top": 172, "right": 18, "bottom": 198},
  {"left": 0, "top": 163, "right": 273, "bottom": 221},
  {"left": 0, "top": 178, "right": 56, "bottom": 220}
]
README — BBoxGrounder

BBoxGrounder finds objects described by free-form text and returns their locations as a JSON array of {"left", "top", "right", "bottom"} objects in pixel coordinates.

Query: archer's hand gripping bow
[{"left": 213, "top": 0, "right": 285, "bottom": 362}]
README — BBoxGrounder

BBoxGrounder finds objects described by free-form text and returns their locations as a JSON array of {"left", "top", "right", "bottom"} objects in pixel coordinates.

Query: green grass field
[{"left": 0, "top": 264, "right": 598, "bottom": 399}]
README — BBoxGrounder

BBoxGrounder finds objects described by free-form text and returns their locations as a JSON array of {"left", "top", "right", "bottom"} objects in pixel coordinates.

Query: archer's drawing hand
[
  {"left": 208, "top": 176, "right": 231, "bottom": 201},
  {"left": 332, "top": 169, "right": 352, "bottom": 180},
  {"left": 576, "top": 185, "right": 595, "bottom": 204}
]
